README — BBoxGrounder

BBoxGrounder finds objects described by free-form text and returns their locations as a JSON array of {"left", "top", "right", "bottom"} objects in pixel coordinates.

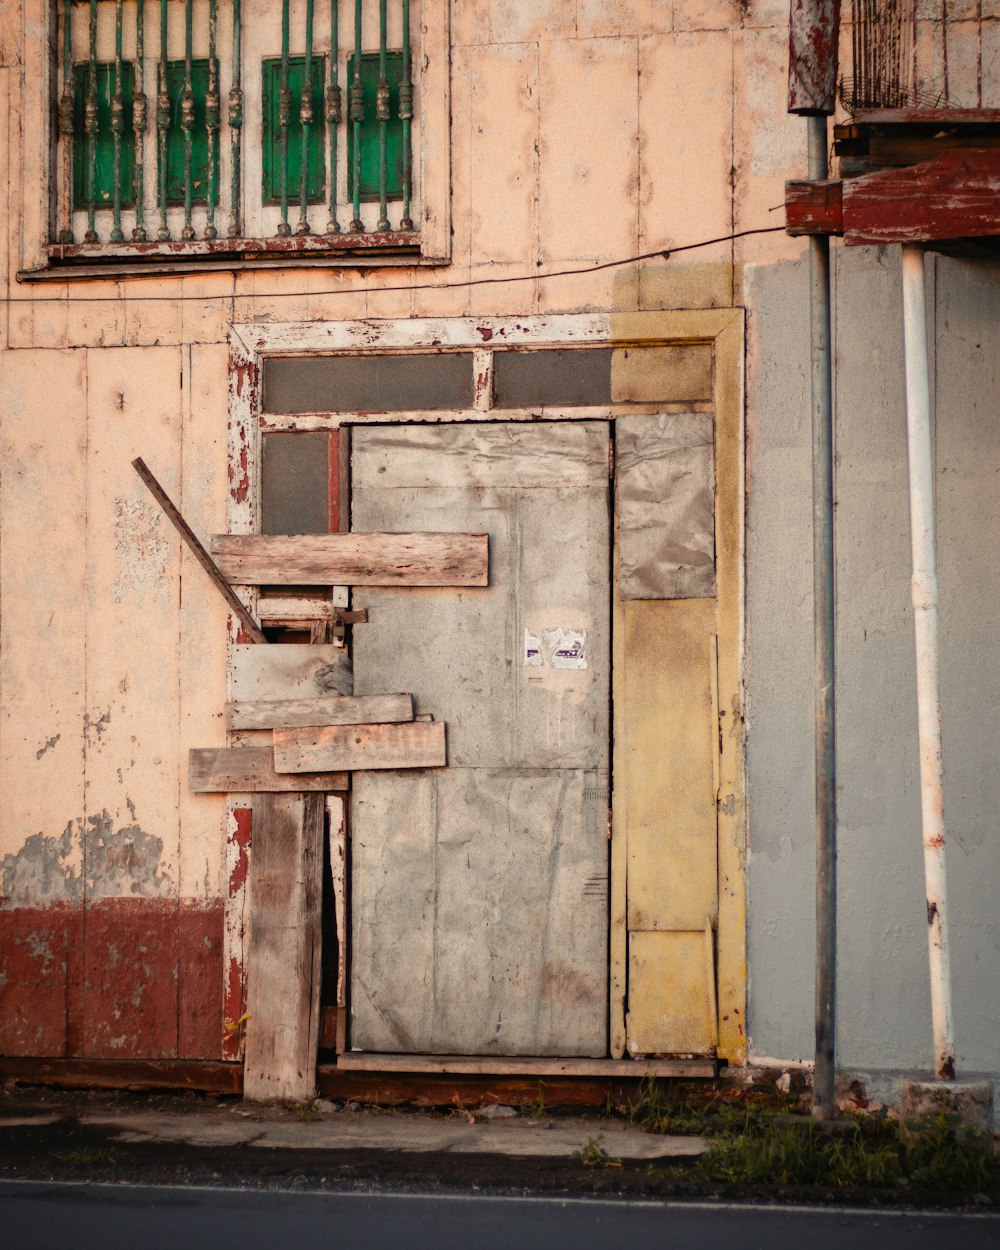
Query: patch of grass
[
  {"left": 621, "top": 1077, "right": 793, "bottom": 1139},
  {"left": 572, "top": 1134, "right": 621, "bottom": 1169},
  {"left": 291, "top": 1101, "right": 319, "bottom": 1123},
  {"left": 518, "top": 1081, "right": 548, "bottom": 1120},
  {"left": 700, "top": 1113, "right": 1000, "bottom": 1192},
  {"left": 897, "top": 1113, "right": 999, "bottom": 1191},
  {"left": 53, "top": 1144, "right": 119, "bottom": 1166}
]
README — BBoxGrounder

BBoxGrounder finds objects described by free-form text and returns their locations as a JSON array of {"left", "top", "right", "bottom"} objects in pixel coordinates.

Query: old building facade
[{"left": 0, "top": 1, "right": 997, "bottom": 1108}]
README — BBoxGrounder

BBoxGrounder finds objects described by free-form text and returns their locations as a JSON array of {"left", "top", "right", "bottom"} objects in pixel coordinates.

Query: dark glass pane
[
  {"left": 261, "top": 431, "right": 330, "bottom": 535},
  {"left": 263, "top": 353, "right": 475, "bottom": 414},
  {"left": 493, "top": 348, "right": 613, "bottom": 408}
]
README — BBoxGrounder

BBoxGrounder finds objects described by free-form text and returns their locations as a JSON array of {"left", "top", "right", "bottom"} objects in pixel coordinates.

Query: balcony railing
[{"left": 52, "top": 0, "right": 419, "bottom": 262}]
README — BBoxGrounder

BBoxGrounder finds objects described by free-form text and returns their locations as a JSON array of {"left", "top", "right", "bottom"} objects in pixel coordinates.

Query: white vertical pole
[{"left": 900, "top": 244, "right": 956, "bottom": 1082}]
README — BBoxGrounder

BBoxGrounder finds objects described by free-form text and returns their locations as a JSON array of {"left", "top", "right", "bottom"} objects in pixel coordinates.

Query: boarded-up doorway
[{"left": 349, "top": 422, "right": 611, "bottom": 1057}]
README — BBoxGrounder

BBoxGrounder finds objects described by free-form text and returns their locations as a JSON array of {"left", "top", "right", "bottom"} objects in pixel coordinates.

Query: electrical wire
[{"left": 10, "top": 225, "right": 788, "bottom": 304}]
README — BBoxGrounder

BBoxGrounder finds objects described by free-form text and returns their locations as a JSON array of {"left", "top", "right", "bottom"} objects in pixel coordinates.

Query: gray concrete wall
[{"left": 745, "top": 246, "right": 1000, "bottom": 1076}]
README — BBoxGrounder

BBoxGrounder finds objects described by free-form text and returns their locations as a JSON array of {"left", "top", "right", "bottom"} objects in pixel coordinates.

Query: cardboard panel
[{"left": 616, "top": 412, "right": 716, "bottom": 599}]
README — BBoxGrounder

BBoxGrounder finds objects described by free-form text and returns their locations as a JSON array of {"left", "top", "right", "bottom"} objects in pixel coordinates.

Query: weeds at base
[
  {"left": 615, "top": 1079, "right": 999, "bottom": 1194},
  {"left": 52, "top": 1144, "right": 120, "bottom": 1166}
]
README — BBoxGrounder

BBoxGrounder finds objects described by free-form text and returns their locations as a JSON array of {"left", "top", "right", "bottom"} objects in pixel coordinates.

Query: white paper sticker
[
  {"left": 542, "top": 628, "right": 588, "bottom": 670},
  {"left": 523, "top": 629, "right": 543, "bottom": 667}
]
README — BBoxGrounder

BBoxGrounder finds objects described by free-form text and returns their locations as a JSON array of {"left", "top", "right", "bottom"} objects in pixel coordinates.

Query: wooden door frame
[{"left": 226, "top": 309, "right": 747, "bottom": 1068}]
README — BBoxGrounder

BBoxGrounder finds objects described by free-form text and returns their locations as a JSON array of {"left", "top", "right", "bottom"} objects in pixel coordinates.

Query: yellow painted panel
[
  {"left": 623, "top": 598, "right": 717, "bottom": 932},
  {"left": 611, "top": 344, "right": 713, "bottom": 403},
  {"left": 626, "top": 930, "right": 716, "bottom": 1056}
]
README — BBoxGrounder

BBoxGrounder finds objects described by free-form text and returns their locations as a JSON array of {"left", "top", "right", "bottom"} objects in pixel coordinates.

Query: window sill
[{"left": 19, "top": 231, "right": 427, "bottom": 283}]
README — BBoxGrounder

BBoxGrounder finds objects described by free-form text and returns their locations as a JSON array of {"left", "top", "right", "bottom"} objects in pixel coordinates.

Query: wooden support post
[{"left": 243, "top": 793, "right": 325, "bottom": 1102}]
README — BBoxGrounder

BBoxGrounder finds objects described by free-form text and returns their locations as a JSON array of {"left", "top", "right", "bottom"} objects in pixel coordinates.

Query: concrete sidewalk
[{"left": 2, "top": 1096, "right": 706, "bottom": 1163}]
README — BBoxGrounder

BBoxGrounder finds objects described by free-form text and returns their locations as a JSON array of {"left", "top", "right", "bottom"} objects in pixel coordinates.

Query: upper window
[{"left": 46, "top": 0, "right": 448, "bottom": 270}]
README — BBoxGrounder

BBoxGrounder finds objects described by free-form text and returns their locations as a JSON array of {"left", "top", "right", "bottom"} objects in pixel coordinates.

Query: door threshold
[{"left": 334, "top": 1053, "right": 717, "bottom": 1078}]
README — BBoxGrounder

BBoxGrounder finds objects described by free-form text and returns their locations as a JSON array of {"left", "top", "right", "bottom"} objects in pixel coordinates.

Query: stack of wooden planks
[
  {"left": 187, "top": 530, "right": 488, "bottom": 1101},
  {"left": 190, "top": 688, "right": 446, "bottom": 791}
]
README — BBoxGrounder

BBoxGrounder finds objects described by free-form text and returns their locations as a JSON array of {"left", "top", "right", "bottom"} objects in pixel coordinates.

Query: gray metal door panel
[{"left": 350, "top": 422, "right": 610, "bottom": 1057}]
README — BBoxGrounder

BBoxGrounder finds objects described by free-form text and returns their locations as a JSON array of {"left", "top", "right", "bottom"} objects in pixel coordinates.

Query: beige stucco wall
[{"left": 1, "top": 0, "right": 803, "bottom": 912}]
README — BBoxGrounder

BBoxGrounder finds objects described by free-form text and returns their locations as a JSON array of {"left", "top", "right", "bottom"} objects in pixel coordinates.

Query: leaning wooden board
[
  {"left": 189, "top": 747, "right": 349, "bottom": 792},
  {"left": 274, "top": 721, "right": 446, "bottom": 773},
  {"left": 211, "top": 533, "right": 489, "bottom": 587},
  {"left": 225, "top": 692, "right": 414, "bottom": 731}
]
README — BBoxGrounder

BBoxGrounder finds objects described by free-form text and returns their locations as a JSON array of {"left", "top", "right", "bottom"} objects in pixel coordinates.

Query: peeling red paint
[
  {"left": 227, "top": 808, "right": 252, "bottom": 898},
  {"left": 230, "top": 445, "right": 250, "bottom": 504},
  {"left": 0, "top": 900, "right": 224, "bottom": 1061},
  {"left": 476, "top": 326, "right": 493, "bottom": 342}
]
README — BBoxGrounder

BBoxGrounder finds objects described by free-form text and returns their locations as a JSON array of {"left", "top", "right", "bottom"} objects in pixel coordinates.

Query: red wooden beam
[
  {"left": 842, "top": 147, "right": 1000, "bottom": 246},
  {"left": 786, "top": 179, "right": 844, "bottom": 236}
]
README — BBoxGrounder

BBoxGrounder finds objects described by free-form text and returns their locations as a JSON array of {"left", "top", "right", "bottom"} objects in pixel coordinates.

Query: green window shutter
[
  {"left": 346, "top": 51, "right": 406, "bottom": 203},
  {"left": 165, "top": 59, "right": 219, "bottom": 207},
  {"left": 262, "top": 56, "right": 327, "bottom": 205},
  {"left": 72, "top": 62, "right": 135, "bottom": 210}
]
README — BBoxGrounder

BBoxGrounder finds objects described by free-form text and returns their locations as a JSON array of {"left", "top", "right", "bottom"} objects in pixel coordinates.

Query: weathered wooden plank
[
  {"left": 274, "top": 721, "right": 446, "bottom": 773},
  {"left": 334, "top": 1054, "right": 717, "bottom": 1078},
  {"left": 132, "top": 457, "right": 266, "bottom": 644},
  {"left": 231, "top": 643, "right": 353, "bottom": 700},
  {"left": 211, "top": 533, "right": 489, "bottom": 587},
  {"left": 243, "top": 793, "right": 325, "bottom": 1102},
  {"left": 785, "top": 178, "right": 844, "bottom": 237},
  {"left": 257, "top": 596, "right": 368, "bottom": 625},
  {"left": 843, "top": 148, "right": 1000, "bottom": 246},
  {"left": 189, "top": 748, "right": 349, "bottom": 793},
  {"left": 226, "top": 693, "right": 413, "bottom": 731},
  {"left": 327, "top": 794, "right": 348, "bottom": 1055}
]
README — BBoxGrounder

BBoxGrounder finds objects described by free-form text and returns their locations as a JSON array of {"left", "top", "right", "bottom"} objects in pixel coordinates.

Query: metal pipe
[
  {"left": 58, "top": 0, "right": 75, "bottom": 243},
  {"left": 900, "top": 243, "right": 956, "bottom": 1083},
  {"left": 156, "top": 0, "right": 170, "bottom": 240},
  {"left": 111, "top": 0, "right": 125, "bottom": 241},
  {"left": 350, "top": 0, "right": 364, "bottom": 232},
  {"left": 376, "top": 0, "right": 389, "bottom": 231},
  {"left": 808, "top": 112, "right": 837, "bottom": 1121},
  {"left": 228, "top": 0, "right": 243, "bottom": 238},
  {"left": 205, "top": 0, "right": 220, "bottom": 239},
  {"left": 181, "top": 0, "right": 195, "bottom": 240},
  {"left": 277, "top": 0, "right": 292, "bottom": 236},
  {"left": 85, "top": 0, "right": 99, "bottom": 243},
  {"left": 326, "top": 0, "right": 342, "bottom": 234},
  {"left": 297, "top": 0, "right": 316, "bottom": 235},
  {"left": 399, "top": 0, "right": 412, "bottom": 230},
  {"left": 132, "top": 0, "right": 148, "bottom": 241}
]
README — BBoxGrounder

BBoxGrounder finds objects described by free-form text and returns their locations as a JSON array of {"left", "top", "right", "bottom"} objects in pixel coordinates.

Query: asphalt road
[{"left": 2, "top": 1181, "right": 998, "bottom": 1250}]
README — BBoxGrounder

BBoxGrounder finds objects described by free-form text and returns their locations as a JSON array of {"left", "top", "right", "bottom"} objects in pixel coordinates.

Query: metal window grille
[{"left": 54, "top": 0, "right": 416, "bottom": 253}]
